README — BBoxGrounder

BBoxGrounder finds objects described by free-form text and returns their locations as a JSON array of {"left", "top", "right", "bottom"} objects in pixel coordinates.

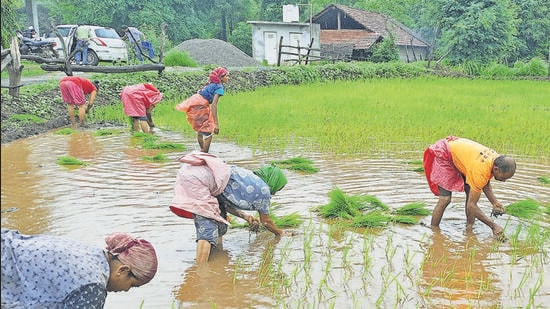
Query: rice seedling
[
  {"left": 132, "top": 134, "right": 185, "bottom": 150},
  {"left": 505, "top": 199, "right": 541, "bottom": 219},
  {"left": 55, "top": 128, "right": 75, "bottom": 135},
  {"left": 94, "top": 129, "right": 122, "bottom": 136},
  {"left": 392, "top": 202, "right": 431, "bottom": 216},
  {"left": 56, "top": 155, "right": 88, "bottom": 166},
  {"left": 537, "top": 176, "right": 550, "bottom": 184},
  {"left": 141, "top": 153, "right": 168, "bottom": 162},
  {"left": 253, "top": 165, "right": 288, "bottom": 194},
  {"left": 350, "top": 211, "right": 391, "bottom": 228},
  {"left": 270, "top": 157, "right": 319, "bottom": 174}
]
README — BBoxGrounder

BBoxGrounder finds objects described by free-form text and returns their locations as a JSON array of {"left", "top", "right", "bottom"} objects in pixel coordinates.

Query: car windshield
[
  {"left": 57, "top": 27, "right": 73, "bottom": 37},
  {"left": 94, "top": 28, "right": 120, "bottom": 39}
]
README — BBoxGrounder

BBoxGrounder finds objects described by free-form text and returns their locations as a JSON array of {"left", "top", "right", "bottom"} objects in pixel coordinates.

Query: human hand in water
[
  {"left": 490, "top": 202, "right": 505, "bottom": 217},
  {"left": 247, "top": 215, "right": 261, "bottom": 233},
  {"left": 492, "top": 225, "right": 507, "bottom": 242}
]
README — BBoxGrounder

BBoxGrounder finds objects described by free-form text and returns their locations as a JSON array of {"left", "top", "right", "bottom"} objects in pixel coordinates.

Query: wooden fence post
[{"left": 7, "top": 37, "right": 23, "bottom": 97}]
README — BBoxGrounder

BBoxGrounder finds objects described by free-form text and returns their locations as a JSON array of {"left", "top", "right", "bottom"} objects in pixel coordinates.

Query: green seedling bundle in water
[
  {"left": 134, "top": 134, "right": 185, "bottom": 150},
  {"left": 317, "top": 187, "right": 431, "bottom": 228},
  {"left": 57, "top": 155, "right": 88, "bottom": 166},
  {"left": 270, "top": 157, "right": 319, "bottom": 174},
  {"left": 141, "top": 153, "right": 169, "bottom": 162},
  {"left": 505, "top": 199, "right": 542, "bottom": 219}
]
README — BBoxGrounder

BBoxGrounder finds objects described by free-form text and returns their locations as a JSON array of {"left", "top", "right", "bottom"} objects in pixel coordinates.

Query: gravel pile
[{"left": 175, "top": 39, "right": 260, "bottom": 68}]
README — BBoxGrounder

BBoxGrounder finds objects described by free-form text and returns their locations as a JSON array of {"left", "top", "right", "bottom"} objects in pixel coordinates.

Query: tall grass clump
[
  {"left": 163, "top": 49, "right": 198, "bottom": 67},
  {"left": 513, "top": 58, "right": 548, "bottom": 77}
]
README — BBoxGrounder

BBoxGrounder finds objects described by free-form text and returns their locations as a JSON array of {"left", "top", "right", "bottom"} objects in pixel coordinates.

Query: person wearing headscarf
[
  {"left": 1, "top": 228, "right": 158, "bottom": 308},
  {"left": 175, "top": 67, "right": 229, "bottom": 153},
  {"left": 59, "top": 76, "right": 99, "bottom": 128},
  {"left": 169, "top": 151, "right": 295, "bottom": 263},
  {"left": 120, "top": 83, "right": 163, "bottom": 133}
]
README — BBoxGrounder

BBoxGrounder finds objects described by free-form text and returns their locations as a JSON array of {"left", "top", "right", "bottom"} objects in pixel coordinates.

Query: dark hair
[
  {"left": 121, "top": 25, "right": 128, "bottom": 30},
  {"left": 494, "top": 155, "right": 516, "bottom": 173},
  {"left": 92, "top": 80, "right": 100, "bottom": 91}
]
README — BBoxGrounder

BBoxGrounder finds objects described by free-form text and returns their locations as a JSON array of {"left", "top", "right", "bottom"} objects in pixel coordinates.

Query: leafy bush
[
  {"left": 163, "top": 49, "right": 198, "bottom": 67},
  {"left": 514, "top": 57, "right": 548, "bottom": 77}
]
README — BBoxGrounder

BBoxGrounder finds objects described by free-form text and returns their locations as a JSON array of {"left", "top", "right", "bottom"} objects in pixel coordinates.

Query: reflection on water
[
  {"left": 1, "top": 128, "right": 549, "bottom": 308},
  {"left": 420, "top": 229, "right": 499, "bottom": 308}
]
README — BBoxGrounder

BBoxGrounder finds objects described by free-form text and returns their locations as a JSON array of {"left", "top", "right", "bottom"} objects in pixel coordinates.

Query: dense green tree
[
  {"left": 1, "top": 0, "right": 22, "bottom": 48},
  {"left": 418, "top": 0, "right": 518, "bottom": 64},
  {"left": 512, "top": 0, "right": 550, "bottom": 59}
]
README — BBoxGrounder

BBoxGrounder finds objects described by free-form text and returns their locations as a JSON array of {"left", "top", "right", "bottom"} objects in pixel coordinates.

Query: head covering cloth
[
  {"left": 208, "top": 67, "right": 228, "bottom": 84},
  {"left": 105, "top": 232, "right": 158, "bottom": 284}
]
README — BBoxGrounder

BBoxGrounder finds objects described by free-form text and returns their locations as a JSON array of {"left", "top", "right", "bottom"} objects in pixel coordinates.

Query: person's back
[
  {"left": 1, "top": 228, "right": 109, "bottom": 308},
  {"left": 448, "top": 137, "right": 499, "bottom": 192},
  {"left": 75, "top": 26, "right": 91, "bottom": 40}
]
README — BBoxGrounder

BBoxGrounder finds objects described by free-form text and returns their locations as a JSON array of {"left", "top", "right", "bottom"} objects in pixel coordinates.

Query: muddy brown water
[{"left": 1, "top": 128, "right": 549, "bottom": 308}]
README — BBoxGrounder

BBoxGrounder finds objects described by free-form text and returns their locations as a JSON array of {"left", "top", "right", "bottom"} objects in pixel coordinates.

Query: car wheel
[{"left": 87, "top": 50, "right": 99, "bottom": 66}]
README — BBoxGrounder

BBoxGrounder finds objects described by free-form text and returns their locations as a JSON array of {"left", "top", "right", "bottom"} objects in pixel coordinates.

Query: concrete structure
[{"left": 248, "top": 21, "right": 321, "bottom": 65}]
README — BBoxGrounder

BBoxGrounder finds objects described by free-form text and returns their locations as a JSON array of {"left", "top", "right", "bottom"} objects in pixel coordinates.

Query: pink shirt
[{"left": 170, "top": 152, "right": 231, "bottom": 224}]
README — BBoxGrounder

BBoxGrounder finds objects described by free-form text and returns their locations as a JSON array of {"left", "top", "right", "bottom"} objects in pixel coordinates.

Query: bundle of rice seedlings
[
  {"left": 537, "top": 176, "right": 550, "bottom": 184},
  {"left": 271, "top": 157, "right": 319, "bottom": 174},
  {"left": 272, "top": 212, "right": 303, "bottom": 228},
  {"left": 390, "top": 215, "right": 419, "bottom": 225},
  {"left": 317, "top": 188, "right": 361, "bottom": 219},
  {"left": 349, "top": 211, "right": 390, "bottom": 228},
  {"left": 55, "top": 128, "right": 75, "bottom": 135},
  {"left": 545, "top": 204, "right": 550, "bottom": 215},
  {"left": 143, "top": 142, "right": 185, "bottom": 150},
  {"left": 393, "top": 202, "right": 431, "bottom": 216},
  {"left": 57, "top": 156, "right": 87, "bottom": 166},
  {"left": 505, "top": 199, "right": 541, "bottom": 219},
  {"left": 95, "top": 129, "right": 121, "bottom": 136},
  {"left": 254, "top": 165, "right": 288, "bottom": 195},
  {"left": 142, "top": 153, "right": 168, "bottom": 162},
  {"left": 353, "top": 194, "right": 390, "bottom": 212}
]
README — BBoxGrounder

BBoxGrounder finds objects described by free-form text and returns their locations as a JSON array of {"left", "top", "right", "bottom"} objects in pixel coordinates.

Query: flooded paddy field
[{"left": 2, "top": 128, "right": 548, "bottom": 308}]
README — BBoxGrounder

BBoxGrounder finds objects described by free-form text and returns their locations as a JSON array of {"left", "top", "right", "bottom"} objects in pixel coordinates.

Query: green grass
[
  {"left": 210, "top": 78, "right": 549, "bottom": 157},
  {"left": 9, "top": 114, "right": 45, "bottom": 123}
]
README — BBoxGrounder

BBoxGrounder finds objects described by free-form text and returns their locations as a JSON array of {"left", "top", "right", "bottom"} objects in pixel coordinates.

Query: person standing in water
[{"left": 176, "top": 67, "right": 229, "bottom": 153}]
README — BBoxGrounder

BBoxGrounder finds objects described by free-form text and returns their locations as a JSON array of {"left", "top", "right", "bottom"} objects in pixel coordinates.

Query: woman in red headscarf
[{"left": 176, "top": 67, "right": 229, "bottom": 153}]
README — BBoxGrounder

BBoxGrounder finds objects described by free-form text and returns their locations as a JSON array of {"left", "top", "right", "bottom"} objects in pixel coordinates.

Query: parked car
[{"left": 43, "top": 25, "right": 128, "bottom": 66}]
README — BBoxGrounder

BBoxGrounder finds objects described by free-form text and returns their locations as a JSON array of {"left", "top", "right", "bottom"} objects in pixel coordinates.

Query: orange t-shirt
[{"left": 448, "top": 138, "right": 499, "bottom": 193}]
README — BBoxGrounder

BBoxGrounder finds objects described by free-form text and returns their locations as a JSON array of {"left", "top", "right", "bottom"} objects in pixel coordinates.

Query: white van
[{"left": 44, "top": 25, "right": 128, "bottom": 65}]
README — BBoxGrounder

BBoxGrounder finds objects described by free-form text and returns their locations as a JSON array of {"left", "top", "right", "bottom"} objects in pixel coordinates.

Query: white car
[{"left": 43, "top": 24, "right": 128, "bottom": 65}]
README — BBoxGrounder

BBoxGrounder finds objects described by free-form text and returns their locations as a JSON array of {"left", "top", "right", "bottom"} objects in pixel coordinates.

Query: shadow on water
[{"left": 1, "top": 128, "right": 549, "bottom": 308}]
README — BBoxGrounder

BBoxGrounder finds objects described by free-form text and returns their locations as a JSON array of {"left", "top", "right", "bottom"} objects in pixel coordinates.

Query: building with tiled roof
[{"left": 312, "top": 4, "right": 431, "bottom": 62}]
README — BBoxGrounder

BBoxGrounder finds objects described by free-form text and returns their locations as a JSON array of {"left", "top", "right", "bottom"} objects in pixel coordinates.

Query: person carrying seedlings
[
  {"left": 59, "top": 76, "right": 99, "bottom": 128},
  {"left": 423, "top": 136, "right": 516, "bottom": 240},
  {"left": 120, "top": 83, "right": 163, "bottom": 133},
  {"left": 169, "top": 151, "right": 295, "bottom": 263},
  {"left": 175, "top": 67, "right": 229, "bottom": 153},
  {"left": 1, "top": 228, "right": 158, "bottom": 308}
]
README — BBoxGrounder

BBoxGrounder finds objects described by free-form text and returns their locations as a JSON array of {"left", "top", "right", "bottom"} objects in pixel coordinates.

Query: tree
[
  {"left": 428, "top": 0, "right": 518, "bottom": 64},
  {"left": 512, "top": 0, "right": 550, "bottom": 60},
  {"left": 1, "top": 0, "right": 22, "bottom": 48}
]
